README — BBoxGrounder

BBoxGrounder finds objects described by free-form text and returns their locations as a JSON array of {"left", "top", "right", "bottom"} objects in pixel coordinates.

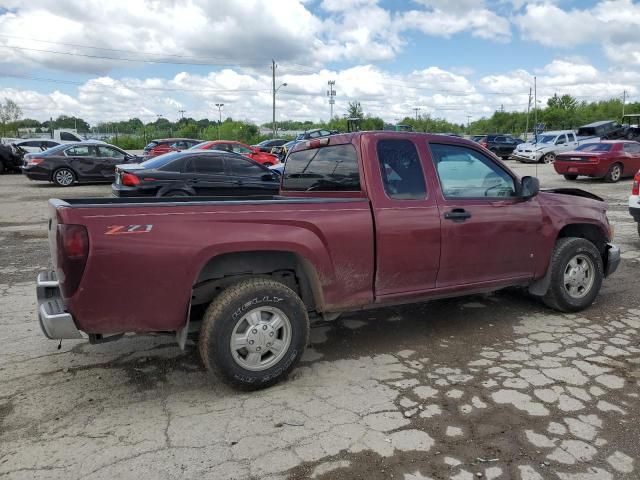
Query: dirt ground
[{"left": 1, "top": 162, "right": 639, "bottom": 480}]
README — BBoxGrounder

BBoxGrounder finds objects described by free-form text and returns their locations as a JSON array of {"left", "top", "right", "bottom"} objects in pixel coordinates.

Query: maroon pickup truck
[{"left": 37, "top": 132, "right": 620, "bottom": 389}]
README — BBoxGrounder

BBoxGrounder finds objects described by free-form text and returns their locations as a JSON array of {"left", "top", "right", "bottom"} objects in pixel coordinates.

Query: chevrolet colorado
[{"left": 37, "top": 132, "right": 620, "bottom": 389}]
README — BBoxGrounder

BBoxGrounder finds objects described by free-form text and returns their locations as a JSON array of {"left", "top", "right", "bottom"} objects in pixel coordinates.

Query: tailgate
[{"left": 47, "top": 200, "right": 62, "bottom": 270}]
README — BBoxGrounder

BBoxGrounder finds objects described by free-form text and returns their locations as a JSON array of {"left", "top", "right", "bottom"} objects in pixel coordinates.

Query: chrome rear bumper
[{"left": 36, "top": 271, "right": 84, "bottom": 339}]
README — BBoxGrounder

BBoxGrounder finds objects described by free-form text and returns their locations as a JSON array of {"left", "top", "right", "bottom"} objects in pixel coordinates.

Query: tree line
[{"left": 2, "top": 94, "right": 638, "bottom": 147}]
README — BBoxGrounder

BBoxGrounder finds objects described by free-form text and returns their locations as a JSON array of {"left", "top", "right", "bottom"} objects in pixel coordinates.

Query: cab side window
[
  {"left": 430, "top": 144, "right": 516, "bottom": 198},
  {"left": 377, "top": 139, "right": 426, "bottom": 200},
  {"left": 283, "top": 144, "right": 360, "bottom": 191}
]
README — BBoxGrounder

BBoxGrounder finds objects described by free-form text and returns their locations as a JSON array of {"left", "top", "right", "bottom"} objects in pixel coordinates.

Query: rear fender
[{"left": 156, "top": 183, "right": 196, "bottom": 197}]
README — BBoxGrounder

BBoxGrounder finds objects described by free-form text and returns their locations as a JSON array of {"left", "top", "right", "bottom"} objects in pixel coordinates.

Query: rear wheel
[
  {"left": 563, "top": 174, "right": 578, "bottom": 180},
  {"left": 541, "top": 237, "right": 603, "bottom": 312},
  {"left": 199, "top": 278, "right": 309, "bottom": 390},
  {"left": 604, "top": 163, "right": 622, "bottom": 183},
  {"left": 52, "top": 167, "right": 75, "bottom": 187}
]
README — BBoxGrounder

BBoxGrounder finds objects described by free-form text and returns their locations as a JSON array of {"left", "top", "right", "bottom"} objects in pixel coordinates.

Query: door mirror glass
[{"left": 520, "top": 176, "right": 540, "bottom": 199}]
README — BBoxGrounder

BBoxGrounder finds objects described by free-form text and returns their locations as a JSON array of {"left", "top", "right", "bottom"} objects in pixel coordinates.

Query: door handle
[{"left": 444, "top": 208, "right": 472, "bottom": 221}]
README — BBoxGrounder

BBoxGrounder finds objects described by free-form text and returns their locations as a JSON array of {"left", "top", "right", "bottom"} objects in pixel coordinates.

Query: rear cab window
[
  {"left": 377, "top": 139, "right": 427, "bottom": 200},
  {"left": 282, "top": 144, "right": 360, "bottom": 192}
]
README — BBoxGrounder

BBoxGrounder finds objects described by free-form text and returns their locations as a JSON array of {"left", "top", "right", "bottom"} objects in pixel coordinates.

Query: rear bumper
[
  {"left": 36, "top": 271, "right": 84, "bottom": 339},
  {"left": 22, "top": 168, "right": 50, "bottom": 181},
  {"left": 605, "top": 243, "right": 621, "bottom": 277},
  {"left": 554, "top": 162, "right": 605, "bottom": 177}
]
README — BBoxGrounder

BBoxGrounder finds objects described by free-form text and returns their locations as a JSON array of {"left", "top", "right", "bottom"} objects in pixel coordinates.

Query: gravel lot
[{"left": 1, "top": 163, "right": 639, "bottom": 480}]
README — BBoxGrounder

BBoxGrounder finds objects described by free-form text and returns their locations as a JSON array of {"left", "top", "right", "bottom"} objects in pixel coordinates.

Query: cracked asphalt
[{"left": 1, "top": 162, "right": 639, "bottom": 480}]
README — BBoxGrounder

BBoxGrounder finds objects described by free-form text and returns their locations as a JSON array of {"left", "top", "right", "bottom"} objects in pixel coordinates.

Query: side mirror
[{"left": 520, "top": 176, "right": 540, "bottom": 199}]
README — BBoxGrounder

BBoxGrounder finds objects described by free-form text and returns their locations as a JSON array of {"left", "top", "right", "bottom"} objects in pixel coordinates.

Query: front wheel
[
  {"left": 542, "top": 152, "right": 555, "bottom": 164},
  {"left": 199, "top": 278, "right": 309, "bottom": 390},
  {"left": 541, "top": 237, "right": 604, "bottom": 312},
  {"left": 52, "top": 167, "right": 76, "bottom": 187},
  {"left": 563, "top": 174, "right": 578, "bottom": 180},
  {"left": 604, "top": 163, "right": 622, "bottom": 183}
]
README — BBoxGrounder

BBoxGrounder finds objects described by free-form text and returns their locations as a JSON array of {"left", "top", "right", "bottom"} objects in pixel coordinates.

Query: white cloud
[
  {"left": 515, "top": 0, "right": 640, "bottom": 65},
  {"left": 2, "top": 59, "right": 636, "bottom": 127}
]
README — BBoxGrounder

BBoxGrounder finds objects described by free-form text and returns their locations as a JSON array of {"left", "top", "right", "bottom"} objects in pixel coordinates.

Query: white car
[
  {"left": 513, "top": 130, "right": 580, "bottom": 164},
  {"left": 12, "top": 138, "right": 61, "bottom": 153}
]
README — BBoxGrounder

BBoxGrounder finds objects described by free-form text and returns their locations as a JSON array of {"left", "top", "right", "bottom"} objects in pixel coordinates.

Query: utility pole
[
  {"left": 466, "top": 115, "right": 472, "bottom": 133},
  {"left": 525, "top": 87, "right": 532, "bottom": 140},
  {"left": 623, "top": 90, "right": 627, "bottom": 117},
  {"left": 413, "top": 107, "right": 421, "bottom": 121},
  {"left": 178, "top": 109, "right": 186, "bottom": 119},
  {"left": 215, "top": 103, "right": 224, "bottom": 140},
  {"left": 327, "top": 80, "right": 336, "bottom": 121},
  {"left": 272, "top": 59, "right": 277, "bottom": 138},
  {"left": 534, "top": 76, "right": 538, "bottom": 143}
]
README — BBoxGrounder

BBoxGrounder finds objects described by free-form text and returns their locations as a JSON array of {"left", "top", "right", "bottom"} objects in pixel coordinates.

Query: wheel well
[
  {"left": 191, "top": 251, "right": 321, "bottom": 312},
  {"left": 557, "top": 223, "right": 607, "bottom": 254}
]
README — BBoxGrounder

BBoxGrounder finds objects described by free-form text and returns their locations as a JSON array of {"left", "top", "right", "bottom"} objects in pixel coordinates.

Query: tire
[
  {"left": 542, "top": 152, "right": 555, "bottom": 164},
  {"left": 541, "top": 237, "right": 604, "bottom": 313},
  {"left": 604, "top": 163, "right": 622, "bottom": 183},
  {"left": 198, "top": 278, "right": 309, "bottom": 390},
  {"left": 52, "top": 167, "right": 76, "bottom": 187},
  {"left": 0, "top": 161, "right": 5, "bottom": 175},
  {"left": 163, "top": 190, "right": 190, "bottom": 197},
  {"left": 563, "top": 174, "right": 578, "bottom": 180},
  {"left": 637, "top": 223, "right": 640, "bottom": 237}
]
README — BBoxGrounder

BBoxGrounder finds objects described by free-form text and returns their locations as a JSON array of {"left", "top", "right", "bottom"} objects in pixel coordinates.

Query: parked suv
[
  {"left": 577, "top": 120, "right": 626, "bottom": 141},
  {"left": 477, "top": 135, "right": 521, "bottom": 159}
]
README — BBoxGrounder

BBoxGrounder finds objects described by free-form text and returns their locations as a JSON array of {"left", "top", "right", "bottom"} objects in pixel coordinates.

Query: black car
[
  {"left": 477, "top": 135, "right": 521, "bottom": 159},
  {"left": 22, "top": 142, "right": 140, "bottom": 186},
  {"left": 577, "top": 120, "right": 626, "bottom": 140},
  {"left": 252, "top": 138, "right": 287, "bottom": 153},
  {"left": 112, "top": 150, "right": 280, "bottom": 198}
]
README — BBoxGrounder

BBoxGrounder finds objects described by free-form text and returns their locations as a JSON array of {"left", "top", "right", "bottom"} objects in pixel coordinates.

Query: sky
[{"left": 0, "top": 0, "right": 638, "bottom": 126}]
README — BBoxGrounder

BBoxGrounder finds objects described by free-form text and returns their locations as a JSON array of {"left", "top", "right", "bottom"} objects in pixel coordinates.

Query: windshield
[
  {"left": 139, "top": 151, "right": 185, "bottom": 169},
  {"left": 576, "top": 143, "right": 612, "bottom": 152},
  {"left": 144, "top": 141, "right": 158, "bottom": 150},
  {"left": 295, "top": 134, "right": 304, "bottom": 141},
  {"left": 536, "top": 135, "right": 556, "bottom": 144}
]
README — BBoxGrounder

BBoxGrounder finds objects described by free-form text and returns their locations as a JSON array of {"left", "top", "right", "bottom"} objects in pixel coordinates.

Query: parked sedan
[
  {"left": 554, "top": 141, "right": 640, "bottom": 182},
  {"left": 190, "top": 140, "right": 280, "bottom": 166},
  {"left": 112, "top": 150, "right": 280, "bottom": 197},
  {"left": 22, "top": 142, "right": 141, "bottom": 186},
  {"left": 143, "top": 138, "right": 201, "bottom": 158}
]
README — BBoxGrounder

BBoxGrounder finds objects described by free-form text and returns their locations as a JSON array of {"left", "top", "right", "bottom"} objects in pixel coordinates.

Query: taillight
[
  {"left": 122, "top": 173, "right": 140, "bottom": 186},
  {"left": 27, "top": 157, "right": 44, "bottom": 166},
  {"left": 632, "top": 171, "right": 640, "bottom": 195},
  {"left": 480, "top": 141, "right": 488, "bottom": 148},
  {"left": 305, "top": 137, "right": 330, "bottom": 149},
  {"left": 56, "top": 224, "right": 89, "bottom": 298}
]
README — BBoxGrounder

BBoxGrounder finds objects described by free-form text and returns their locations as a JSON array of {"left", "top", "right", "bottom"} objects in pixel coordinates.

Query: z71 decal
[{"left": 105, "top": 224, "right": 153, "bottom": 235}]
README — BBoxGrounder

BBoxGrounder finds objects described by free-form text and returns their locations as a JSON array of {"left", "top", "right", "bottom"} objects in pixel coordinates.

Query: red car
[
  {"left": 193, "top": 140, "right": 280, "bottom": 166},
  {"left": 36, "top": 132, "right": 619, "bottom": 390},
  {"left": 143, "top": 138, "right": 201, "bottom": 158},
  {"left": 554, "top": 140, "right": 640, "bottom": 182}
]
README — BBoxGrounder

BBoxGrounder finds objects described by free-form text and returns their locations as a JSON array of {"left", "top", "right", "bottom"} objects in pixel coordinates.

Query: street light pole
[
  {"left": 413, "top": 107, "right": 421, "bottom": 121},
  {"left": 273, "top": 82, "right": 288, "bottom": 138},
  {"left": 215, "top": 103, "right": 224, "bottom": 140}
]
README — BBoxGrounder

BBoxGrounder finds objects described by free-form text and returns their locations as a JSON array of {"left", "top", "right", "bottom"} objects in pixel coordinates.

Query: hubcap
[
  {"left": 229, "top": 307, "right": 292, "bottom": 371},
  {"left": 55, "top": 170, "right": 73, "bottom": 186},
  {"left": 611, "top": 166, "right": 621, "bottom": 181},
  {"left": 563, "top": 254, "right": 595, "bottom": 299},
  {"left": 544, "top": 153, "right": 555, "bottom": 164}
]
